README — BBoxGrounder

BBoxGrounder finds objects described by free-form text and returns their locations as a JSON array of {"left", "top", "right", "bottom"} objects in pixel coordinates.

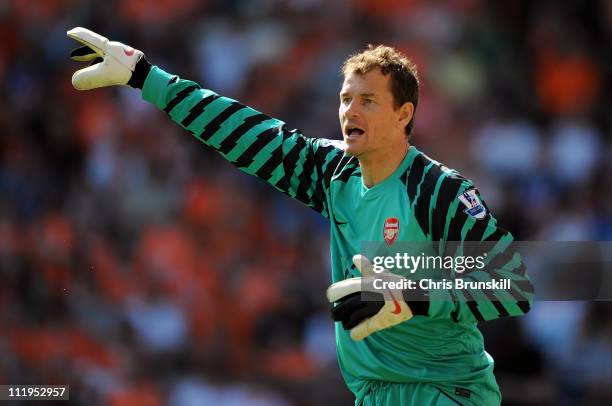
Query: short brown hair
[{"left": 342, "top": 45, "right": 419, "bottom": 136}]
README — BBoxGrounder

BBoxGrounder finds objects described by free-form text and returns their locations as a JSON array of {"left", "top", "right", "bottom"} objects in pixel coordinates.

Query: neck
[{"left": 359, "top": 142, "right": 410, "bottom": 188}]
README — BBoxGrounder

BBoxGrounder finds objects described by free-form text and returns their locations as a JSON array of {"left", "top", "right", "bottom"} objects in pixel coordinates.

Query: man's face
[{"left": 339, "top": 69, "right": 411, "bottom": 158}]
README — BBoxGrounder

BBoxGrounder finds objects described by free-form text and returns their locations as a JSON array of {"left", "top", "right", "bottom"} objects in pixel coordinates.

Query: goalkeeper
[{"left": 67, "top": 28, "right": 534, "bottom": 405}]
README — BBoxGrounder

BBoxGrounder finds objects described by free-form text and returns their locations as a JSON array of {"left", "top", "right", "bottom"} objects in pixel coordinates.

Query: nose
[{"left": 342, "top": 99, "right": 360, "bottom": 120}]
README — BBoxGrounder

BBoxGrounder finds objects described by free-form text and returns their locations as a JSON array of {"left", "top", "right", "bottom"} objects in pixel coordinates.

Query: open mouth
[{"left": 345, "top": 127, "right": 365, "bottom": 137}]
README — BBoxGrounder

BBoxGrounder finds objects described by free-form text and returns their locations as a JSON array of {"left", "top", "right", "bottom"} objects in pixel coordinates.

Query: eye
[
  {"left": 341, "top": 97, "right": 352, "bottom": 104},
  {"left": 363, "top": 98, "right": 374, "bottom": 105}
]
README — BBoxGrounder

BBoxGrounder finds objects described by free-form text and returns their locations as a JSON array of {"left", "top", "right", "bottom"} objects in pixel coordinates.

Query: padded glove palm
[
  {"left": 327, "top": 255, "right": 414, "bottom": 341},
  {"left": 67, "top": 27, "right": 145, "bottom": 90}
]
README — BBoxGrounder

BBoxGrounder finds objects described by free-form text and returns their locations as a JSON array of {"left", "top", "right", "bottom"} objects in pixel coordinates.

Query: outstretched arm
[{"left": 67, "top": 27, "right": 345, "bottom": 218}]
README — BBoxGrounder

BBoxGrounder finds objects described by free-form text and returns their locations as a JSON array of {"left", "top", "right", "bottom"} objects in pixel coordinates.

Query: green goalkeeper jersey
[{"left": 141, "top": 66, "right": 534, "bottom": 405}]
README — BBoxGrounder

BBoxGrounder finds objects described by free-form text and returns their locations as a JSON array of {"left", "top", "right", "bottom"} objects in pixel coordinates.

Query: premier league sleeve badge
[{"left": 458, "top": 189, "right": 487, "bottom": 220}]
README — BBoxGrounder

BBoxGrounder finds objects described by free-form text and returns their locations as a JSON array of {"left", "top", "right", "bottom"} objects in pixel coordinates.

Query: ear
[{"left": 398, "top": 102, "right": 414, "bottom": 129}]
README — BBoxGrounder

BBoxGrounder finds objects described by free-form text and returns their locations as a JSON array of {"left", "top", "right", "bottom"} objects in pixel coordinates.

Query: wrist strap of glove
[{"left": 128, "top": 56, "right": 152, "bottom": 89}]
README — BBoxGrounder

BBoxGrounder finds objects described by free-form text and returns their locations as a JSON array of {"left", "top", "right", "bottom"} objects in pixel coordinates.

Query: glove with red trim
[
  {"left": 327, "top": 255, "right": 417, "bottom": 341},
  {"left": 67, "top": 27, "right": 150, "bottom": 90}
]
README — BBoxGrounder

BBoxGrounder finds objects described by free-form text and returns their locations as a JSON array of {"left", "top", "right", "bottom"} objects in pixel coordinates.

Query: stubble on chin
[{"left": 344, "top": 144, "right": 362, "bottom": 157}]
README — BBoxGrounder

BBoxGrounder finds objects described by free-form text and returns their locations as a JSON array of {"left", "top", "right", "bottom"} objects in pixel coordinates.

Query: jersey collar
[{"left": 360, "top": 145, "right": 419, "bottom": 196}]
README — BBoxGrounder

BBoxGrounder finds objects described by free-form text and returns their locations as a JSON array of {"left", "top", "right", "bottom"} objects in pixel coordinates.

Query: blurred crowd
[{"left": 1, "top": 0, "right": 612, "bottom": 404}]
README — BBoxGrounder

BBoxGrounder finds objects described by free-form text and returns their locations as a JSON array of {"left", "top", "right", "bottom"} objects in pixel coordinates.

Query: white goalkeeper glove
[
  {"left": 67, "top": 27, "right": 147, "bottom": 90},
  {"left": 327, "top": 255, "right": 415, "bottom": 341}
]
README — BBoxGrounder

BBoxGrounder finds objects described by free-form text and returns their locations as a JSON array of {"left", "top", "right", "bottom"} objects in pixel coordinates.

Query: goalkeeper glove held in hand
[
  {"left": 67, "top": 27, "right": 150, "bottom": 90},
  {"left": 327, "top": 255, "right": 415, "bottom": 341}
]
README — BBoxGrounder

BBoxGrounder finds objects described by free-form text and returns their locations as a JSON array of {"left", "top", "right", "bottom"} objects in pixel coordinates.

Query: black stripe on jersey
[
  {"left": 255, "top": 128, "right": 292, "bottom": 181},
  {"left": 199, "top": 102, "right": 247, "bottom": 142},
  {"left": 462, "top": 245, "right": 533, "bottom": 304},
  {"left": 164, "top": 84, "right": 200, "bottom": 114},
  {"left": 309, "top": 147, "right": 332, "bottom": 213},
  {"left": 312, "top": 195, "right": 325, "bottom": 214},
  {"left": 255, "top": 143, "right": 283, "bottom": 181},
  {"left": 445, "top": 208, "right": 467, "bottom": 251},
  {"left": 450, "top": 309, "right": 459, "bottom": 323},
  {"left": 281, "top": 134, "right": 307, "bottom": 184},
  {"left": 399, "top": 170, "right": 408, "bottom": 187},
  {"left": 516, "top": 300, "right": 531, "bottom": 313},
  {"left": 458, "top": 288, "right": 485, "bottom": 322},
  {"left": 334, "top": 160, "right": 359, "bottom": 183},
  {"left": 233, "top": 127, "right": 278, "bottom": 168},
  {"left": 463, "top": 238, "right": 498, "bottom": 272},
  {"left": 167, "top": 76, "right": 178, "bottom": 85},
  {"left": 314, "top": 144, "right": 335, "bottom": 171},
  {"left": 431, "top": 176, "right": 463, "bottom": 243},
  {"left": 464, "top": 244, "right": 533, "bottom": 310},
  {"left": 443, "top": 186, "right": 478, "bottom": 247},
  {"left": 420, "top": 162, "right": 444, "bottom": 187},
  {"left": 274, "top": 174, "right": 290, "bottom": 193},
  {"left": 481, "top": 288, "right": 510, "bottom": 318},
  {"left": 494, "top": 272, "right": 531, "bottom": 314},
  {"left": 464, "top": 217, "right": 491, "bottom": 242},
  {"left": 312, "top": 145, "right": 341, "bottom": 198},
  {"left": 486, "top": 266, "right": 532, "bottom": 309},
  {"left": 181, "top": 94, "right": 220, "bottom": 127},
  {"left": 406, "top": 154, "right": 428, "bottom": 203},
  {"left": 412, "top": 163, "right": 443, "bottom": 238},
  {"left": 332, "top": 155, "right": 353, "bottom": 176},
  {"left": 310, "top": 181, "right": 325, "bottom": 214},
  {"left": 482, "top": 244, "right": 516, "bottom": 273},
  {"left": 295, "top": 145, "right": 316, "bottom": 204},
  {"left": 483, "top": 228, "right": 506, "bottom": 242},
  {"left": 474, "top": 231, "right": 513, "bottom": 267},
  {"left": 497, "top": 279, "right": 531, "bottom": 313},
  {"left": 217, "top": 113, "right": 269, "bottom": 155},
  {"left": 322, "top": 152, "right": 343, "bottom": 185},
  {"left": 476, "top": 231, "right": 512, "bottom": 266}
]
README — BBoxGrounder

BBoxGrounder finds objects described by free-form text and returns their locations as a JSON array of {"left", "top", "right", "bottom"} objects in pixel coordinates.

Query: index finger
[{"left": 67, "top": 27, "right": 108, "bottom": 56}]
